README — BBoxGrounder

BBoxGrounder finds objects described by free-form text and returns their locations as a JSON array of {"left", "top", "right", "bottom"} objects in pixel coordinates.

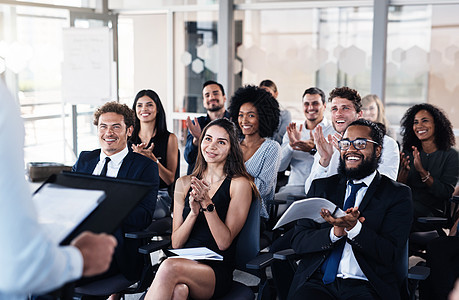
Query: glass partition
[
  {"left": 235, "top": 6, "right": 373, "bottom": 121},
  {"left": 386, "top": 4, "right": 459, "bottom": 144}
]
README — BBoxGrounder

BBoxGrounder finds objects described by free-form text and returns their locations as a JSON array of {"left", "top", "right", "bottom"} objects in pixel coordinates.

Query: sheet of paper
[
  {"left": 32, "top": 183, "right": 105, "bottom": 244},
  {"left": 273, "top": 197, "right": 345, "bottom": 230},
  {"left": 169, "top": 247, "right": 223, "bottom": 261}
]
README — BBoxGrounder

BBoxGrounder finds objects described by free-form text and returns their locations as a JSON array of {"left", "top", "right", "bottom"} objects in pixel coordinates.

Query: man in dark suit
[
  {"left": 288, "top": 119, "right": 412, "bottom": 300},
  {"left": 184, "top": 80, "right": 230, "bottom": 174},
  {"left": 72, "top": 101, "right": 159, "bottom": 284}
]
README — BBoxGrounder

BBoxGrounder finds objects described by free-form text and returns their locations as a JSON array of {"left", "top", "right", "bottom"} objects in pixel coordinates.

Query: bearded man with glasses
[
  {"left": 288, "top": 119, "right": 412, "bottom": 300},
  {"left": 305, "top": 87, "right": 400, "bottom": 194}
]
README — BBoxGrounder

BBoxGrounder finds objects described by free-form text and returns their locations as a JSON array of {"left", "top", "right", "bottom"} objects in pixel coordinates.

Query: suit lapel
[
  {"left": 333, "top": 176, "right": 348, "bottom": 208},
  {"left": 117, "top": 151, "right": 133, "bottom": 178},
  {"left": 86, "top": 149, "right": 100, "bottom": 173},
  {"left": 358, "top": 171, "right": 381, "bottom": 212}
]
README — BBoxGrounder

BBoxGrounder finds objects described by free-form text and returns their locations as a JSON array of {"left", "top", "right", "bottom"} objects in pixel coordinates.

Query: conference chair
[
  {"left": 260, "top": 242, "right": 429, "bottom": 300},
  {"left": 410, "top": 195, "right": 459, "bottom": 259},
  {"left": 74, "top": 220, "right": 171, "bottom": 299}
]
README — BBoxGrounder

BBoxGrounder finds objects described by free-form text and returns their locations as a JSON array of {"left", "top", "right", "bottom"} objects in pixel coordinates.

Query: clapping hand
[
  {"left": 320, "top": 207, "right": 365, "bottom": 236},
  {"left": 411, "top": 146, "right": 424, "bottom": 173},
  {"left": 287, "top": 123, "right": 315, "bottom": 152},
  {"left": 132, "top": 142, "right": 157, "bottom": 161},
  {"left": 313, "top": 125, "right": 335, "bottom": 167},
  {"left": 398, "top": 152, "right": 410, "bottom": 183},
  {"left": 189, "top": 177, "right": 210, "bottom": 214},
  {"left": 186, "top": 117, "right": 202, "bottom": 145}
]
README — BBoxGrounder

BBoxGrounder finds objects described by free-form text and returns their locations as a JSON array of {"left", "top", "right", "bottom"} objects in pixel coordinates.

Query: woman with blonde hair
[{"left": 362, "top": 94, "right": 391, "bottom": 136}]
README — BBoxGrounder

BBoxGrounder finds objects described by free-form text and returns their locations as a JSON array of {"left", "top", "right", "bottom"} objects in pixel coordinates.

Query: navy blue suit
[
  {"left": 289, "top": 172, "right": 412, "bottom": 300},
  {"left": 72, "top": 149, "right": 159, "bottom": 281}
]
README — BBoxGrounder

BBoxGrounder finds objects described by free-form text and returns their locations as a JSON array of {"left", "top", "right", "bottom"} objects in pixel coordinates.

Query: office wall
[{"left": 131, "top": 14, "right": 168, "bottom": 107}]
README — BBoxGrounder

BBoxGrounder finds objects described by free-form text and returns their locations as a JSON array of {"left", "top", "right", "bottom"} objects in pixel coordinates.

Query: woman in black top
[
  {"left": 145, "top": 118, "right": 258, "bottom": 300},
  {"left": 130, "top": 89, "right": 178, "bottom": 217},
  {"left": 398, "top": 103, "right": 458, "bottom": 231}
]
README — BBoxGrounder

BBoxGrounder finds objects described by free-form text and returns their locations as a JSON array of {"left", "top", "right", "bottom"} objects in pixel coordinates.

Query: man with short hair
[
  {"left": 289, "top": 119, "right": 412, "bottom": 300},
  {"left": 0, "top": 79, "right": 117, "bottom": 300},
  {"left": 277, "top": 87, "right": 334, "bottom": 199},
  {"left": 305, "top": 87, "right": 399, "bottom": 193},
  {"left": 184, "top": 80, "right": 230, "bottom": 174},
  {"left": 73, "top": 101, "right": 159, "bottom": 283}
]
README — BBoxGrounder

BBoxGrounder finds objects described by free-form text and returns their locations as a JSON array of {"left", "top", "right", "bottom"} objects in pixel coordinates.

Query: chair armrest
[
  {"left": 138, "top": 239, "right": 171, "bottom": 255},
  {"left": 246, "top": 252, "right": 274, "bottom": 270},
  {"left": 125, "top": 231, "right": 160, "bottom": 239},
  {"left": 267, "top": 199, "right": 287, "bottom": 205},
  {"left": 286, "top": 194, "right": 306, "bottom": 201},
  {"left": 417, "top": 217, "right": 447, "bottom": 224},
  {"left": 273, "top": 248, "right": 296, "bottom": 261},
  {"left": 408, "top": 265, "right": 430, "bottom": 281}
]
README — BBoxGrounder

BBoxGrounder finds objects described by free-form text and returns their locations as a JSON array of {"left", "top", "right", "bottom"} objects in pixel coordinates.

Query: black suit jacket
[
  {"left": 72, "top": 149, "right": 159, "bottom": 280},
  {"left": 289, "top": 172, "right": 412, "bottom": 300}
]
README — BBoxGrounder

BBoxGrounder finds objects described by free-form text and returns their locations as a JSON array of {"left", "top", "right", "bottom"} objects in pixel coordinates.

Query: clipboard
[{"left": 34, "top": 171, "right": 154, "bottom": 245}]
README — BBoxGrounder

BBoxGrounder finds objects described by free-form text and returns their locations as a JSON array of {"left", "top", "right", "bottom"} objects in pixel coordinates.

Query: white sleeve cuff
[
  {"left": 345, "top": 221, "right": 362, "bottom": 239},
  {"left": 329, "top": 227, "right": 344, "bottom": 242}
]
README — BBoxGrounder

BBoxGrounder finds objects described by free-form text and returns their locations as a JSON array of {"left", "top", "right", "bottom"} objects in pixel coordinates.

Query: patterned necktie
[
  {"left": 100, "top": 157, "right": 111, "bottom": 176},
  {"left": 321, "top": 181, "right": 366, "bottom": 284}
]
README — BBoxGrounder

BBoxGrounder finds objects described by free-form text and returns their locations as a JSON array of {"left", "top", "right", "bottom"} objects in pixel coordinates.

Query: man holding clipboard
[{"left": 0, "top": 80, "right": 117, "bottom": 300}]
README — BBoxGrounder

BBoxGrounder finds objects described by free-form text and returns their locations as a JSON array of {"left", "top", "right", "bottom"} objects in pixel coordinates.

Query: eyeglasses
[{"left": 338, "top": 138, "right": 379, "bottom": 151}]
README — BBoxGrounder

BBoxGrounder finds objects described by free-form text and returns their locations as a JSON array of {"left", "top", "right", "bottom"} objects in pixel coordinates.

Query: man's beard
[
  {"left": 207, "top": 104, "right": 224, "bottom": 112},
  {"left": 338, "top": 150, "right": 380, "bottom": 180}
]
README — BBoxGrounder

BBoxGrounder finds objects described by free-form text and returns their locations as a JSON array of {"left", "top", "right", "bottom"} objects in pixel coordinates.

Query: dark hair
[
  {"left": 131, "top": 89, "right": 169, "bottom": 139},
  {"left": 228, "top": 85, "right": 280, "bottom": 138},
  {"left": 400, "top": 103, "right": 455, "bottom": 152},
  {"left": 203, "top": 80, "right": 225, "bottom": 96},
  {"left": 329, "top": 86, "right": 362, "bottom": 113},
  {"left": 303, "top": 87, "right": 326, "bottom": 104},
  {"left": 93, "top": 101, "right": 135, "bottom": 129},
  {"left": 259, "top": 79, "right": 277, "bottom": 93},
  {"left": 192, "top": 118, "right": 259, "bottom": 197},
  {"left": 346, "top": 118, "right": 384, "bottom": 148}
]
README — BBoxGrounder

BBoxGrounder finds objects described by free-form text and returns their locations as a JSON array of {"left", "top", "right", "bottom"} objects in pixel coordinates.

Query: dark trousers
[
  {"left": 420, "top": 236, "right": 459, "bottom": 300},
  {"left": 289, "top": 271, "right": 379, "bottom": 300}
]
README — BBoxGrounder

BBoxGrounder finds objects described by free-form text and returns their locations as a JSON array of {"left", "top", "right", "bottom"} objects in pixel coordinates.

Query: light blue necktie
[{"left": 321, "top": 181, "right": 366, "bottom": 284}]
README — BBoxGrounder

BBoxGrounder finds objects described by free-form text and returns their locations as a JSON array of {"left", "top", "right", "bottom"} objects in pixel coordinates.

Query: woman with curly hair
[
  {"left": 228, "top": 85, "right": 281, "bottom": 219},
  {"left": 129, "top": 89, "right": 179, "bottom": 218},
  {"left": 398, "top": 103, "right": 458, "bottom": 230},
  {"left": 145, "top": 118, "right": 257, "bottom": 300}
]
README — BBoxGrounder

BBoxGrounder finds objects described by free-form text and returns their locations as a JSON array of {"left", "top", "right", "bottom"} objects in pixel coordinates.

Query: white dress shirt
[
  {"left": 328, "top": 171, "right": 377, "bottom": 281},
  {"left": 279, "top": 117, "right": 334, "bottom": 186},
  {"left": 0, "top": 80, "right": 82, "bottom": 299},
  {"left": 305, "top": 135, "right": 399, "bottom": 194},
  {"left": 93, "top": 146, "right": 129, "bottom": 177}
]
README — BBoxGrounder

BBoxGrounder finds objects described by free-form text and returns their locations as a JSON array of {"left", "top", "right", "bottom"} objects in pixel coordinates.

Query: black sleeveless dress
[
  {"left": 182, "top": 177, "right": 237, "bottom": 298},
  {"left": 129, "top": 132, "right": 170, "bottom": 189}
]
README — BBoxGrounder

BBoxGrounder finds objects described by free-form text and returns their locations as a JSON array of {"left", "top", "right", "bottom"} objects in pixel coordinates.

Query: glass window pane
[
  {"left": 386, "top": 4, "right": 459, "bottom": 144},
  {"left": 174, "top": 11, "right": 219, "bottom": 114},
  {"left": 236, "top": 6, "right": 373, "bottom": 121}
]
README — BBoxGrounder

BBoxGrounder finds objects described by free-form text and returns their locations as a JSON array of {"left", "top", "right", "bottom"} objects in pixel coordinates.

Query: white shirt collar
[
  {"left": 349, "top": 170, "right": 377, "bottom": 187},
  {"left": 99, "top": 146, "right": 129, "bottom": 167}
]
